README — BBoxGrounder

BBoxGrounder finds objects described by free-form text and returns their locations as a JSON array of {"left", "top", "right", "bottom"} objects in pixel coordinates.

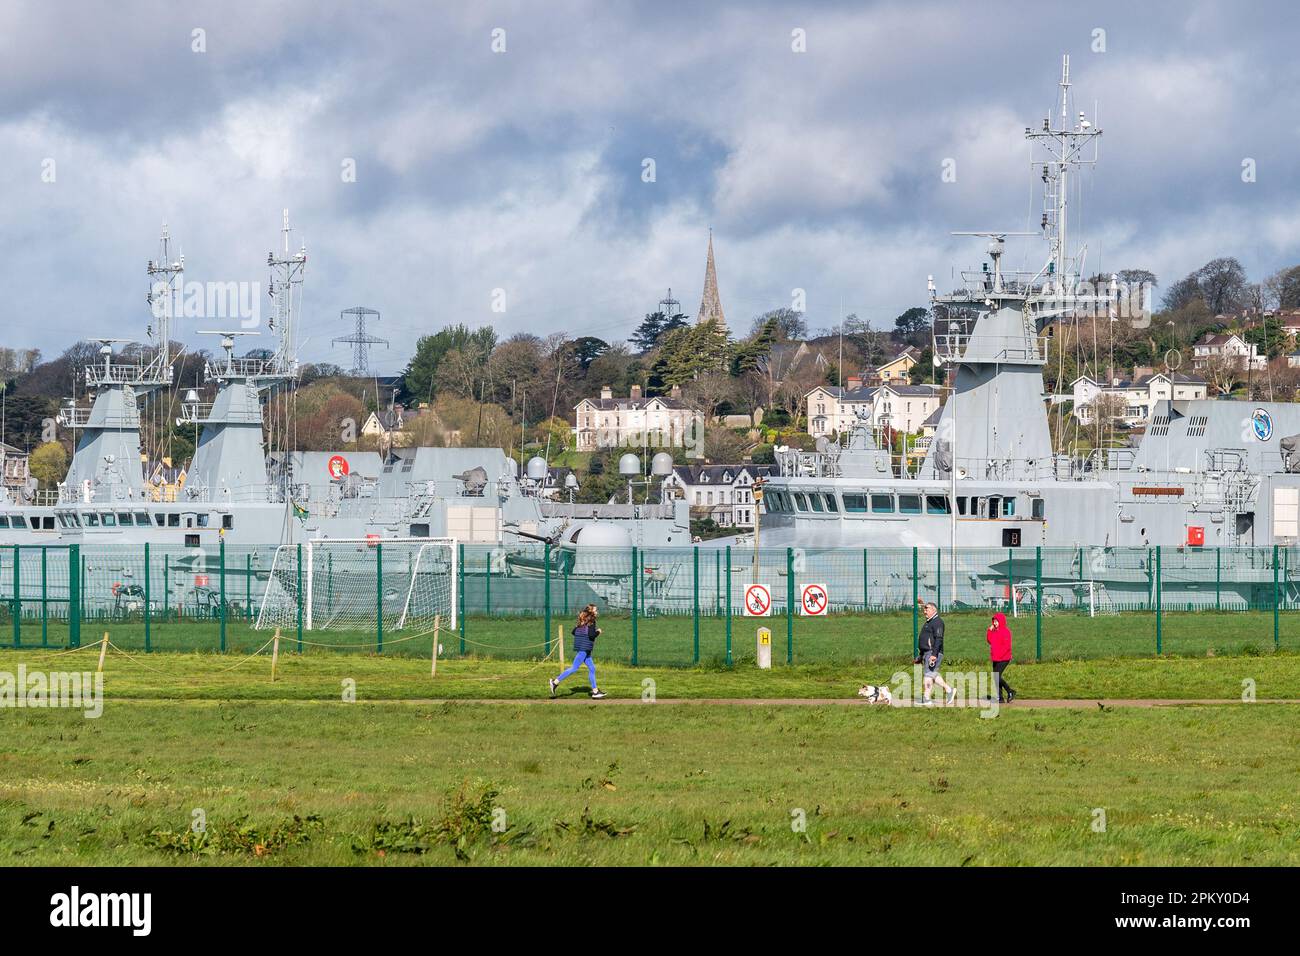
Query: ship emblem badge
[{"left": 1252, "top": 408, "right": 1273, "bottom": 442}]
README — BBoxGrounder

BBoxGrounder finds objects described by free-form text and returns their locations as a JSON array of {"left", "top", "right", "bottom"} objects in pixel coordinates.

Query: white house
[
  {"left": 662, "top": 463, "right": 774, "bottom": 529},
  {"left": 1071, "top": 372, "right": 1208, "bottom": 426},
  {"left": 573, "top": 385, "right": 704, "bottom": 452},
  {"left": 1193, "top": 333, "right": 1264, "bottom": 371},
  {"left": 806, "top": 380, "right": 941, "bottom": 438}
]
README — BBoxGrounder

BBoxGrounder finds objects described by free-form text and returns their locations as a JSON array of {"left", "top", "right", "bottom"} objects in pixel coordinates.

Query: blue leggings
[{"left": 555, "top": 651, "right": 597, "bottom": 690}]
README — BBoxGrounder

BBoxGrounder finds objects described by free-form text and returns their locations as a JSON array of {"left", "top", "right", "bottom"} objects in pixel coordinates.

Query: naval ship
[{"left": 0, "top": 215, "right": 691, "bottom": 559}]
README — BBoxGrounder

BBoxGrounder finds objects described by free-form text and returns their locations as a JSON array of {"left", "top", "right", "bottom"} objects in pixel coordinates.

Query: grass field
[{"left": 2, "top": 645, "right": 1299, "bottom": 866}]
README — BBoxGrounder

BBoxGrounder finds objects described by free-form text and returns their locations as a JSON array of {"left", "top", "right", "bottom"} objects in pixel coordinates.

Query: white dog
[{"left": 857, "top": 684, "right": 892, "bottom": 704}]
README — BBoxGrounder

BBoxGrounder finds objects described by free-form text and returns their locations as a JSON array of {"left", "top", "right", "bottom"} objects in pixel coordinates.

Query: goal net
[{"left": 255, "top": 537, "right": 457, "bottom": 633}]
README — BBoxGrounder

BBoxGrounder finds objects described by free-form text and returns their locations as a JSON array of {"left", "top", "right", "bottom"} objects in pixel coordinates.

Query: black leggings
[{"left": 993, "top": 660, "right": 1014, "bottom": 700}]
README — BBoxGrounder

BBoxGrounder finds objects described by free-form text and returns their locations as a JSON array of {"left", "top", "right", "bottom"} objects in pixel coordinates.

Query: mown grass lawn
[{"left": 2, "top": 697, "right": 1298, "bottom": 866}]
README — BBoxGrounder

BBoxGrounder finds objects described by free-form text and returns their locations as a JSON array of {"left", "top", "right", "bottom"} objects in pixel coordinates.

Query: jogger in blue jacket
[{"left": 550, "top": 604, "right": 606, "bottom": 699}]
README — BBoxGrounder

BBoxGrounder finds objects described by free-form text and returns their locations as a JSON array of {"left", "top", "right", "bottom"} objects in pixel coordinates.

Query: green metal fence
[{"left": 1, "top": 542, "right": 1296, "bottom": 665}]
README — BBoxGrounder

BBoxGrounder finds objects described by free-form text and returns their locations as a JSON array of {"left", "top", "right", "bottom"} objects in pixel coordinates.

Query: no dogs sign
[{"left": 800, "top": 583, "right": 829, "bottom": 616}]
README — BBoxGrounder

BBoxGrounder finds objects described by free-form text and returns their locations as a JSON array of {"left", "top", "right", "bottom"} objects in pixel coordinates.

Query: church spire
[{"left": 695, "top": 230, "right": 726, "bottom": 330}]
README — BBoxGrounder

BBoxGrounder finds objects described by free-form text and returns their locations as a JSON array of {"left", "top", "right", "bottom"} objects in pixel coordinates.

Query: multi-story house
[
  {"left": 662, "top": 463, "right": 775, "bottom": 529},
  {"left": 572, "top": 385, "right": 703, "bottom": 452}
]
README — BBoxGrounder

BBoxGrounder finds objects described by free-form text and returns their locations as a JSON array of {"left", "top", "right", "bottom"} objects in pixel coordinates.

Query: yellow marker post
[
  {"left": 97, "top": 632, "right": 109, "bottom": 673},
  {"left": 558, "top": 623, "right": 565, "bottom": 668},
  {"left": 431, "top": 614, "right": 441, "bottom": 677},
  {"left": 271, "top": 628, "right": 281, "bottom": 682},
  {"left": 757, "top": 626, "right": 772, "bottom": 670}
]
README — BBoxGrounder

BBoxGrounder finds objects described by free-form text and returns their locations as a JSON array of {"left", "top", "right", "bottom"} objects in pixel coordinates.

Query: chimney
[
  {"left": 630, "top": 384, "right": 643, "bottom": 399},
  {"left": 670, "top": 384, "right": 682, "bottom": 399},
  {"left": 846, "top": 375, "right": 862, "bottom": 391},
  {"left": 600, "top": 385, "right": 612, "bottom": 400}
]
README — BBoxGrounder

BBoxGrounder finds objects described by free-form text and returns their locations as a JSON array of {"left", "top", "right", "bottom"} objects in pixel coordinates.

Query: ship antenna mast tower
[
  {"left": 333, "top": 307, "right": 388, "bottom": 376},
  {"left": 267, "top": 208, "right": 307, "bottom": 380},
  {"left": 1025, "top": 53, "right": 1101, "bottom": 299},
  {"left": 144, "top": 223, "right": 183, "bottom": 381}
]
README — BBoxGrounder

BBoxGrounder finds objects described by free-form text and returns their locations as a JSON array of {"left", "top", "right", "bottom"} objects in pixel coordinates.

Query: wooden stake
[
  {"left": 431, "top": 614, "right": 441, "bottom": 677},
  {"left": 271, "top": 628, "right": 281, "bottom": 682},
  {"left": 558, "top": 623, "right": 565, "bottom": 667},
  {"left": 97, "top": 632, "right": 109, "bottom": 673}
]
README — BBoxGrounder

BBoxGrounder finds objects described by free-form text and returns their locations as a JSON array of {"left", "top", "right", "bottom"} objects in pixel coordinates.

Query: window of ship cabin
[
  {"left": 842, "top": 494, "right": 868, "bottom": 513},
  {"left": 43, "top": 517, "right": 53, "bottom": 530},
  {"left": 956, "top": 497, "right": 967, "bottom": 516},
  {"left": 26, "top": 516, "right": 38, "bottom": 529},
  {"left": 155, "top": 514, "right": 165, "bottom": 527},
  {"left": 926, "top": 495, "right": 950, "bottom": 515},
  {"left": 135, "top": 512, "right": 148, "bottom": 524},
  {"left": 1032, "top": 498, "right": 1045, "bottom": 520},
  {"left": 898, "top": 494, "right": 922, "bottom": 515},
  {"left": 118, "top": 512, "right": 133, "bottom": 526},
  {"left": 809, "top": 493, "right": 824, "bottom": 513},
  {"left": 222, "top": 515, "right": 233, "bottom": 530},
  {"left": 167, "top": 513, "right": 180, "bottom": 527},
  {"left": 68, "top": 513, "right": 80, "bottom": 527},
  {"left": 101, "top": 513, "right": 116, "bottom": 527},
  {"left": 0, "top": 516, "right": 8, "bottom": 528},
  {"left": 1003, "top": 497, "right": 1015, "bottom": 516},
  {"left": 793, "top": 493, "right": 808, "bottom": 511},
  {"left": 870, "top": 494, "right": 894, "bottom": 514},
  {"left": 823, "top": 493, "right": 838, "bottom": 513},
  {"left": 85, "top": 513, "right": 99, "bottom": 527},
  {"left": 197, "top": 513, "right": 209, "bottom": 527}
]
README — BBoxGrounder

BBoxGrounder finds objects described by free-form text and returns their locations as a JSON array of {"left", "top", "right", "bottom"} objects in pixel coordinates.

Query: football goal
[{"left": 255, "top": 537, "right": 457, "bottom": 633}]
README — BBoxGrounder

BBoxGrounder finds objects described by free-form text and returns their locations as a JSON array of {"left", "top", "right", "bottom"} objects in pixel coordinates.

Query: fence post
[
  {"left": 1035, "top": 546, "right": 1042, "bottom": 662},
  {"left": 246, "top": 553, "right": 252, "bottom": 622},
  {"left": 458, "top": 543, "right": 465, "bottom": 655},
  {"left": 911, "top": 547, "right": 919, "bottom": 657},
  {"left": 40, "top": 547, "right": 48, "bottom": 648},
  {"left": 144, "top": 543, "right": 151, "bottom": 654},
  {"left": 544, "top": 543, "right": 552, "bottom": 656},
  {"left": 1215, "top": 547, "right": 1221, "bottom": 612},
  {"left": 937, "top": 548, "right": 942, "bottom": 611},
  {"left": 1155, "top": 545, "right": 1163, "bottom": 655},
  {"left": 68, "top": 545, "right": 80, "bottom": 648},
  {"left": 164, "top": 553, "right": 170, "bottom": 621},
  {"left": 862, "top": 548, "right": 868, "bottom": 610},
  {"left": 631, "top": 546, "right": 639, "bottom": 666},
  {"left": 786, "top": 546, "right": 794, "bottom": 664},
  {"left": 692, "top": 546, "right": 700, "bottom": 665},
  {"left": 219, "top": 538, "right": 227, "bottom": 652},
  {"left": 1273, "top": 544, "right": 1280, "bottom": 650},
  {"left": 295, "top": 543, "right": 303, "bottom": 653},
  {"left": 715, "top": 550, "right": 720, "bottom": 615},
  {"left": 486, "top": 549, "right": 492, "bottom": 616},
  {"left": 12, "top": 544, "right": 19, "bottom": 648},
  {"left": 376, "top": 542, "right": 384, "bottom": 654},
  {"left": 725, "top": 545, "right": 732, "bottom": 666},
  {"left": 1007, "top": 547, "right": 1014, "bottom": 613}
]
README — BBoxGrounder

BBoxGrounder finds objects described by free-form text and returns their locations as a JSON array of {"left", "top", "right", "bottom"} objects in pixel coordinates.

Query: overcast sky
[{"left": 2, "top": 0, "right": 1297, "bottom": 374}]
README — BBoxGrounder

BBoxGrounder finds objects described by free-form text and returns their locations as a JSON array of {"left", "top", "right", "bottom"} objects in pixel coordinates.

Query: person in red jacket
[{"left": 986, "top": 612, "right": 1016, "bottom": 703}]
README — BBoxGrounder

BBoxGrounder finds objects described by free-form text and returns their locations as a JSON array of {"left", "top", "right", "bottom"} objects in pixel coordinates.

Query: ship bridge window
[
  {"left": 135, "top": 512, "right": 149, "bottom": 525},
  {"left": 0, "top": 516, "right": 8, "bottom": 529},
  {"left": 842, "top": 494, "right": 868, "bottom": 514},
  {"left": 197, "top": 513, "right": 210, "bottom": 527},
  {"left": 1032, "top": 498, "right": 1045, "bottom": 520},
  {"left": 1003, "top": 497, "right": 1015, "bottom": 516},
  {"left": 822, "top": 493, "right": 838, "bottom": 513},
  {"left": 956, "top": 497, "right": 967, "bottom": 516},
  {"left": 898, "top": 494, "right": 922, "bottom": 515},
  {"left": 222, "top": 514, "right": 233, "bottom": 530},
  {"left": 871, "top": 493, "right": 894, "bottom": 514},
  {"left": 926, "top": 495, "right": 950, "bottom": 515},
  {"left": 67, "top": 513, "right": 80, "bottom": 527},
  {"left": 793, "top": 493, "right": 809, "bottom": 512},
  {"left": 42, "top": 516, "right": 53, "bottom": 530},
  {"left": 167, "top": 513, "right": 180, "bottom": 528},
  {"left": 117, "top": 512, "right": 133, "bottom": 526},
  {"left": 84, "top": 513, "right": 99, "bottom": 527},
  {"left": 101, "top": 513, "right": 116, "bottom": 527},
  {"left": 809, "top": 493, "right": 824, "bottom": 513}
]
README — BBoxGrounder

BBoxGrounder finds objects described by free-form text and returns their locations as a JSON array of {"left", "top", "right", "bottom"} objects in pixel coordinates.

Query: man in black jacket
[{"left": 917, "top": 601, "right": 957, "bottom": 705}]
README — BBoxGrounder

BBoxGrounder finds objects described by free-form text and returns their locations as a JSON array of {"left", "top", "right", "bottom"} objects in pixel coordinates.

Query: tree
[
  {"left": 630, "top": 311, "right": 687, "bottom": 351},
  {"left": 1266, "top": 265, "right": 1300, "bottom": 311},
  {"left": 401, "top": 324, "right": 497, "bottom": 403},
  {"left": 702, "top": 424, "right": 748, "bottom": 462},
  {"left": 1244, "top": 316, "right": 1286, "bottom": 360},
  {"left": 749, "top": 308, "right": 806, "bottom": 342},
  {"left": 682, "top": 371, "right": 736, "bottom": 421},
  {"left": 1117, "top": 269, "right": 1157, "bottom": 290},
  {"left": 908, "top": 346, "right": 935, "bottom": 385},
  {"left": 893, "top": 307, "right": 930, "bottom": 342},
  {"left": 650, "top": 319, "right": 730, "bottom": 388},
  {"left": 1197, "top": 258, "right": 1248, "bottom": 316},
  {"left": 1162, "top": 274, "right": 1203, "bottom": 312},
  {"left": 570, "top": 336, "right": 609, "bottom": 371},
  {"left": 28, "top": 441, "right": 68, "bottom": 487}
]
